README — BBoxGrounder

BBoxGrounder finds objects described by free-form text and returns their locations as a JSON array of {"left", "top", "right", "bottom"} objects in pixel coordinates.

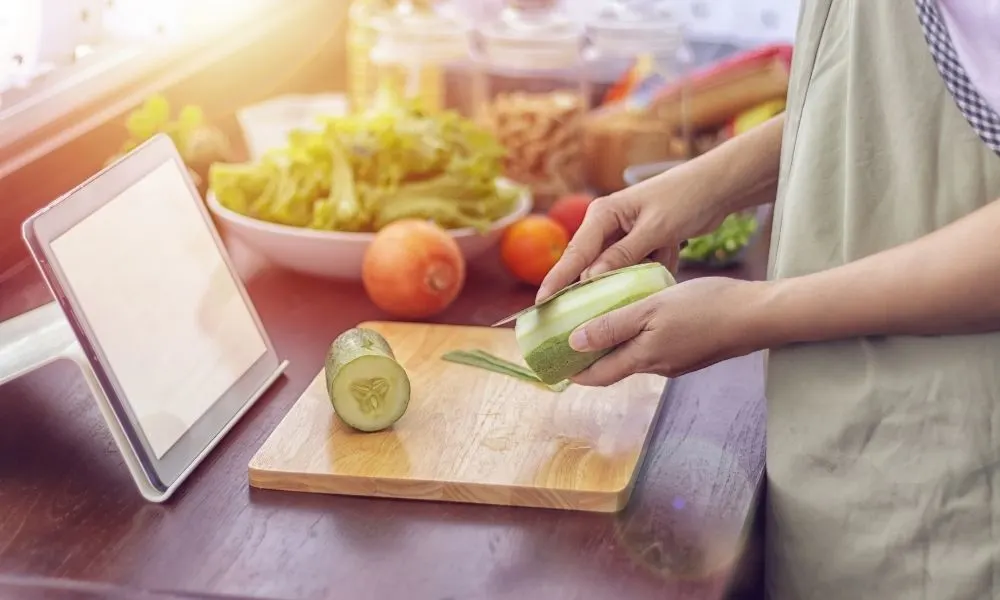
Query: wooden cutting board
[{"left": 248, "top": 321, "right": 668, "bottom": 512}]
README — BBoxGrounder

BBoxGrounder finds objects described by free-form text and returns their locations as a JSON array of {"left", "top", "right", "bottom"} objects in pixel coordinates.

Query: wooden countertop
[{"left": 0, "top": 229, "right": 768, "bottom": 600}]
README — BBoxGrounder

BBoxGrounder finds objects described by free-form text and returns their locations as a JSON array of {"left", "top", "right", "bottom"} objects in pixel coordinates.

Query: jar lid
[
  {"left": 370, "top": 2, "right": 470, "bottom": 65},
  {"left": 585, "top": 0, "right": 684, "bottom": 57},
  {"left": 476, "top": 1, "right": 584, "bottom": 71}
]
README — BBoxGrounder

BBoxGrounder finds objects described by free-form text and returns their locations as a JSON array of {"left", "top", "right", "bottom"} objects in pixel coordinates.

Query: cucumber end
[
  {"left": 324, "top": 327, "right": 411, "bottom": 432},
  {"left": 520, "top": 333, "right": 609, "bottom": 385},
  {"left": 329, "top": 354, "right": 411, "bottom": 432}
]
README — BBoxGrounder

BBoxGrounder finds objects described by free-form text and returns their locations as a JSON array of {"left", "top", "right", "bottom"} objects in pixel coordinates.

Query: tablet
[{"left": 21, "top": 133, "right": 283, "bottom": 495}]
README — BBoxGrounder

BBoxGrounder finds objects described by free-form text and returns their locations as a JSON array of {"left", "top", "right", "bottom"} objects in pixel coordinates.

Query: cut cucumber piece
[
  {"left": 514, "top": 263, "right": 676, "bottom": 384},
  {"left": 324, "top": 327, "right": 411, "bottom": 432}
]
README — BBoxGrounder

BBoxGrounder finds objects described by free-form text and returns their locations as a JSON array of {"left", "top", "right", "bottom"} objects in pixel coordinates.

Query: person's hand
[
  {"left": 565, "top": 277, "right": 768, "bottom": 386},
  {"left": 535, "top": 166, "right": 730, "bottom": 302}
]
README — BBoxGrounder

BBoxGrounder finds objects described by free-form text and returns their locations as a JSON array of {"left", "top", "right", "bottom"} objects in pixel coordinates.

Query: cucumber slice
[
  {"left": 324, "top": 327, "right": 411, "bottom": 432},
  {"left": 514, "top": 263, "right": 675, "bottom": 384}
]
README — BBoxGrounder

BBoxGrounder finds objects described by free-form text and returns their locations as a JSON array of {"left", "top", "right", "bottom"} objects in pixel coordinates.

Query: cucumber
[
  {"left": 514, "top": 263, "right": 676, "bottom": 384},
  {"left": 324, "top": 327, "right": 411, "bottom": 432}
]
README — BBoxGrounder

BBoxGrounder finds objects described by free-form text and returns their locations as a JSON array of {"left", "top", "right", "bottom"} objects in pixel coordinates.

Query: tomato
[
  {"left": 500, "top": 216, "right": 569, "bottom": 286},
  {"left": 547, "top": 193, "right": 593, "bottom": 238}
]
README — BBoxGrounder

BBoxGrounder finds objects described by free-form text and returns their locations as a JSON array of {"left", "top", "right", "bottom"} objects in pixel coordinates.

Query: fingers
[
  {"left": 568, "top": 297, "right": 652, "bottom": 354},
  {"left": 581, "top": 232, "right": 661, "bottom": 281},
  {"left": 569, "top": 343, "right": 642, "bottom": 387},
  {"left": 565, "top": 295, "right": 657, "bottom": 386},
  {"left": 536, "top": 199, "right": 621, "bottom": 302},
  {"left": 583, "top": 238, "right": 687, "bottom": 281}
]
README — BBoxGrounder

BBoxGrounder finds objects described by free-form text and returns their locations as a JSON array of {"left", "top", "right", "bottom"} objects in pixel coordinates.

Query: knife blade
[{"left": 490, "top": 271, "right": 612, "bottom": 327}]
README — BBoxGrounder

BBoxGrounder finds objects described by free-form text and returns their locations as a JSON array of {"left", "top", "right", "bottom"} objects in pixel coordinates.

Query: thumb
[{"left": 568, "top": 298, "right": 652, "bottom": 353}]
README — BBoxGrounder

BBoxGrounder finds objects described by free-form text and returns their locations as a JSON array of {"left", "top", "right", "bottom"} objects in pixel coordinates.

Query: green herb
[
  {"left": 121, "top": 94, "right": 205, "bottom": 156},
  {"left": 111, "top": 95, "right": 232, "bottom": 189},
  {"left": 441, "top": 349, "right": 570, "bottom": 392},
  {"left": 680, "top": 212, "right": 758, "bottom": 264}
]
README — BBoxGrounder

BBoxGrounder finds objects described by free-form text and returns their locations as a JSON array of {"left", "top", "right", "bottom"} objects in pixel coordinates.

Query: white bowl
[{"left": 206, "top": 183, "right": 532, "bottom": 281}]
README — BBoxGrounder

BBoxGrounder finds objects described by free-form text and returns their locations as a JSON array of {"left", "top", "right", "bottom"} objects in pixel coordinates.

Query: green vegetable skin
[
  {"left": 325, "top": 328, "right": 411, "bottom": 432},
  {"left": 514, "top": 263, "right": 676, "bottom": 385},
  {"left": 441, "top": 349, "right": 571, "bottom": 392}
]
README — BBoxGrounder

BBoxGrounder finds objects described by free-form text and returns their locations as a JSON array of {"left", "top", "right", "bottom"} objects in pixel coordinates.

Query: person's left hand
[{"left": 567, "top": 277, "right": 768, "bottom": 386}]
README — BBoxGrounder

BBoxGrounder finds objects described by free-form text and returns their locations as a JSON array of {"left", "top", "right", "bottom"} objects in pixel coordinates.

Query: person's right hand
[{"left": 536, "top": 165, "right": 729, "bottom": 302}]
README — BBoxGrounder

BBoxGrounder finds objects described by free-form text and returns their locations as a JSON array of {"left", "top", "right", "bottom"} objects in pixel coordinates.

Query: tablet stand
[{"left": 0, "top": 301, "right": 287, "bottom": 503}]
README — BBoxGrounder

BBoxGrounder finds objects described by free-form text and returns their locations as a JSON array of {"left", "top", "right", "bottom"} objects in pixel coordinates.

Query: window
[{"left": 0, "top": 0, "right": 273, "bottom": 117}]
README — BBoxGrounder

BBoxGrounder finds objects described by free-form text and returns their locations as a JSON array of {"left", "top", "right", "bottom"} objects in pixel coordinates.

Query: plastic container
[
  {"left": 579, "top": 0, "right": 695, "bottom": 194},
  {"left": 583, "top": 0, "right": 692, "bottom": 105},
  {"left": 472, "top": 0, "right": 588, "bottom": 208},
  {"left": 347, "top": 0, "right": 472, "bottom": 114},
  {"left": 236, "top": 94, "right": 348, "bottom": 161},
  {"left": 347, "top": 0, "right": 388, "bottom": 111}
]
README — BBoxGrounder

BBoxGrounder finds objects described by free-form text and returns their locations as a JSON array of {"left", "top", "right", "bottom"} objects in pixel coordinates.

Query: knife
[
  {"left": 490, "top": 244, "right": 686, "bottom": 328},
  {"left": 490, "top": 268, "right": 623, "bottom": 327}
]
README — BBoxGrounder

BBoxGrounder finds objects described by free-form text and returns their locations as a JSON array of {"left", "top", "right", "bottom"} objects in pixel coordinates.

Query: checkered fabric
[{"left": 914, "top": 0, "right": 1000, "bottom": 155}]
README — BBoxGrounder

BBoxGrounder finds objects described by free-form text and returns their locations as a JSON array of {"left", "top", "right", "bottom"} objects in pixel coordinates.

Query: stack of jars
[
  {"left": 580, "top": 0, "right": 694, "bottom": 194},
  {"left": 473, "top": 0, "right": 694, "bottom": 205},
  {"left": 470, "top": 0, "right": 588, "bottom": 208},
  {"left": 347, "top": 0, "right": 474, "bottom": 115},
  {"left": 347, "top": 0, "right": 693, "bottom": 204}
]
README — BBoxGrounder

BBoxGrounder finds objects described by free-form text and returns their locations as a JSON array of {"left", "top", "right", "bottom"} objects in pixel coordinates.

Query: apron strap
[{"left": 914, "top": 0, "right": 1000, "bottom": 155}]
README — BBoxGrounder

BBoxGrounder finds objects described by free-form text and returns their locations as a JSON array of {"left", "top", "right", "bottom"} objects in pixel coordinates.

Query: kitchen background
[
  {"left": 0, "top": 0, "right": 799, "bottom": 103},
  {"left": 0, "top": 0, "right": 801, "bottom": 278}
]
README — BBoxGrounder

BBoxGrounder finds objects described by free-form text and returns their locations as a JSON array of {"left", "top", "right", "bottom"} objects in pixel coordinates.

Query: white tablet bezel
[{"left": 21, "top": 133, "right": 284, "bottom": 496}]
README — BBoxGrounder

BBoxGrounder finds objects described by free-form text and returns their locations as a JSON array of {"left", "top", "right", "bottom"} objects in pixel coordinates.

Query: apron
[{"left": 765, "top": 1, "right": 1000, "bottom": 598}]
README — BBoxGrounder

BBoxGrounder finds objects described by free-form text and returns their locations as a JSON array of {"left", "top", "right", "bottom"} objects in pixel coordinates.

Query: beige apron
[{"left": 765, "top": 1, "right": 1000, "bottom": 598}]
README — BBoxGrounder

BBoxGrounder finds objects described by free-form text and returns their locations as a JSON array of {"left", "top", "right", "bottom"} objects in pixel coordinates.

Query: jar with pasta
[
  {"left": 471, "top": 0, "right": 589, "bottom": 209},
  {"left": 353, "top": 0, "right": 474, "bottom": 115}
]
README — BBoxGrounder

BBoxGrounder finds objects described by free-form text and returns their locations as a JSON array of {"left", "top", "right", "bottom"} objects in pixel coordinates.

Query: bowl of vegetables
[{"left": 207, "top": 89, "right": 532, "bottom": 280}]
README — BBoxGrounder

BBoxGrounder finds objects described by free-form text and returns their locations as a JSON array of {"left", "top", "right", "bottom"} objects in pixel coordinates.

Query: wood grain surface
[
  {"left": 0, "top": 207, "right": 771, "bottom": 599},
  {"left": 250, "top": 321, "right": 667, "bottom": 512}
]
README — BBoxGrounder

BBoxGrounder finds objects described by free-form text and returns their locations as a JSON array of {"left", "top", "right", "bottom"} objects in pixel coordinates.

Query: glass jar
[
  {"left": 347, "top": 0, "right": 389, "bottom": 111},
  {"left": 579, "top": 0, "right": 695, "bottom": 193},
  {"left": 472, "top": 0, "right": 589, "bottom": 209},
  {"left": 348, "top": 0, "right": 473, "bottom": 114}
]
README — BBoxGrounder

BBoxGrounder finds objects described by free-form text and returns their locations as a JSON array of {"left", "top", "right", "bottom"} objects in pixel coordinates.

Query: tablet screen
[{"left": 49, "top": 160, "right": 268, "bottom": 459}]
